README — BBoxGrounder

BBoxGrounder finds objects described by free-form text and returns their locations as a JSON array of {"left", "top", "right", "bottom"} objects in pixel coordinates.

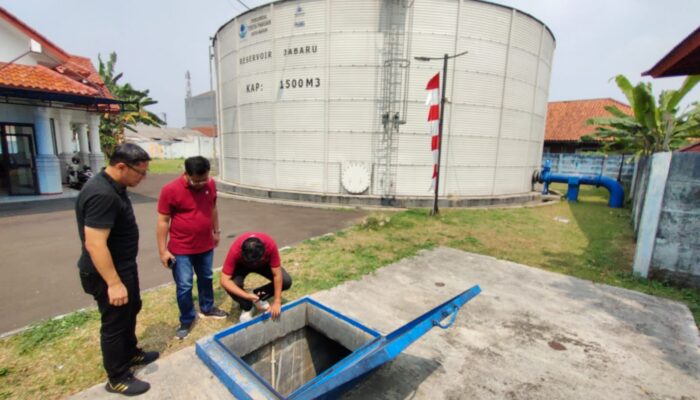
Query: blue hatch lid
[{"left": 289, "top": 284, "right": 482, "bottom": 400}]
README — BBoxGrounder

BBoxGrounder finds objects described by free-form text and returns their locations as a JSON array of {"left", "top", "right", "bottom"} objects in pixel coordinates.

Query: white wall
[
  {"left": 0, "top": 18, "right": 55, "bottom": 66},
  {"left": 134, "top": 137, "right": 217, "bottom": 160},
  {"left": 0, "top": 18, "right": 33, "bottom": 63}
]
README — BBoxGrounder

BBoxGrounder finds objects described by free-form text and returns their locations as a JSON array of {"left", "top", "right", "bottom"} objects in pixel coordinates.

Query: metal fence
[{"left": 541, "top": 153, "right": 635, "bottom": 183}]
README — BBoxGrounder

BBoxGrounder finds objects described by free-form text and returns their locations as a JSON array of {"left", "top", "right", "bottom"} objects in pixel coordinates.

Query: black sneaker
[
  {"left": 175, "top": 322, "right": 192, "bottom": 340},
  {"left": 105, "top": 374, "right": 150, "bottom": 396},
  {"left": 130, "top": 348, "right": 159, "bottom": 366},
  {"left": 199, "top": 306, "right": 229, "bottom": 319}
]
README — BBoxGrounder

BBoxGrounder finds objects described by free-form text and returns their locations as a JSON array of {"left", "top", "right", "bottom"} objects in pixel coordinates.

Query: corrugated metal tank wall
[{"left": 214, "top": 0, "right": 554, "bottom": 198}]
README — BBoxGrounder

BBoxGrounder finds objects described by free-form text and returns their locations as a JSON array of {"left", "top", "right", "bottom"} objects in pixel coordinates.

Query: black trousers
[
  {"left": 80, "top": 267, "right": 142, "bottom": 382},
  {"left": 229, "top": 265, "right": 292, "bottom": 311}
]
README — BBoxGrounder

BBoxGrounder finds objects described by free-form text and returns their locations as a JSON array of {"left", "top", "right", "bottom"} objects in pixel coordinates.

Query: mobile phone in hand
[{"left": 167, "top": 258, "right": 176, "bottom": 269}]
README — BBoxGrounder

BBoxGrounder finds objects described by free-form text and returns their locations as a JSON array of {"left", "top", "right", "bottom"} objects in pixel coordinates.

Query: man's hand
[
  {"left": 108, "top": 282, "right": 129, "bottom": 306},
  {"left": 270, "top": 299, "right": 282, "bottom": 320},
  {"left": 160, "top": 250, "right": 175, "bottom": 269},
  {"left": 213, "top": 231, "right": 220, "bottom": 247}
]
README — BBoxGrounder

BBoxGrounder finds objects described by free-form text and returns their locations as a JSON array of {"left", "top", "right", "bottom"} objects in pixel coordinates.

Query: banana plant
[
  {"left": 584, "top": 74, "right": 700, "bottom": 155},
  {"left": 97, "top": 52, "right": 164, "bottom": 156}
]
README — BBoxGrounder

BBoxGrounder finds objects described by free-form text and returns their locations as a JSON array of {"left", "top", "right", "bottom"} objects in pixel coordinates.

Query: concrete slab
[{"left": 71, "top": 248, "right": 700, "bottom": 399}]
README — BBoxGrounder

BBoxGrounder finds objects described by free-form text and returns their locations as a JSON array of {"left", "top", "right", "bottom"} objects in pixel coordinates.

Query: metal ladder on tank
[{"left": 375, "top": 0, "right": 413, "bottom": 205}]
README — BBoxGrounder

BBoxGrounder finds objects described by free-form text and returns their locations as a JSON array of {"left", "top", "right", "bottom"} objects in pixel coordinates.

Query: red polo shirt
[
  {"left": 222, "top": 232, "right": 281, "bottom": 276},
  {"left": 157, "top": 175, "right": 217, "bottom": 255}
]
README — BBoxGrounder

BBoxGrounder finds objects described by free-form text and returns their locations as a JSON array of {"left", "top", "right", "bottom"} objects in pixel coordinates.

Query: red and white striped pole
[
  {"left": 426, "top": 54, "right": 448, "bottom": 215},
  {"left": 418, "top": 51, "right": 467, "bottom": 215},
  {"left": 426, "top": 72, "right": 440, "bottom": 193}
]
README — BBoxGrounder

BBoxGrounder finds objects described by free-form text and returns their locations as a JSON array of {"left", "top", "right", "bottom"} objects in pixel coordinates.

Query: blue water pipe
[{"left": 535, "top": 160, "right": 624, "bottom": 208}]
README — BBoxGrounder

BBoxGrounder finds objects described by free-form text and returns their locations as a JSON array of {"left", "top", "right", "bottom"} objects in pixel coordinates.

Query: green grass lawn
[
  {"left": 1, "top": 184, "right": 698, "bottom": 399},
  {"left": 148, "top": 158, "right": 185, "bottom": 174}
]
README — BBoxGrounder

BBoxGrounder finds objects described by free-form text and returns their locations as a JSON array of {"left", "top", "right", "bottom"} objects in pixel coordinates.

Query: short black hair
[
  {"left": 241, "top": 237, "right": 265, "bottom": 263},
  {"left": 109, "top": 143, "right": 151, "bottom": 166},
  {"left": 184, "top": 156, "right": 211, "bottom": 176}
]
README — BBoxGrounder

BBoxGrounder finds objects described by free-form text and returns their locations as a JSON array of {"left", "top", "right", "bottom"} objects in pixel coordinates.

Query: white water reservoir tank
[{"left": 213, "top": 0, "right": 555, "bottom": 205}]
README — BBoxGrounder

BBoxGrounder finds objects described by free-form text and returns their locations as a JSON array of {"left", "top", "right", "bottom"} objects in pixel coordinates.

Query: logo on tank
[
  {"left": 239, "top": 23, "right": 247, "bottom": 39},
  {"left": 294, "top": 5, "right": 305, "bottom": 28}
]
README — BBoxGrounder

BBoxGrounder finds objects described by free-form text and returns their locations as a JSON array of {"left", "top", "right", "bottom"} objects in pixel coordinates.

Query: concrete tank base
[{"left": 216, "top": 180, "right": 546, "bottom": 208}]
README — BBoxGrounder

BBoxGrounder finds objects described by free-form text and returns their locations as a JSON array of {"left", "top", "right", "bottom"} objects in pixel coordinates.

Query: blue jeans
[{"left": 172, "top": 250, "right": 214, "bottom": 325}]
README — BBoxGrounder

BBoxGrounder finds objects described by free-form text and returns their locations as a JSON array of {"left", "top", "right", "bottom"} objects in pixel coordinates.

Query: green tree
[
  {"left": 98, "top": 52, "right": 163, "bottom": 156},
  {"left": 585, "top": 74, "right": 700, "bottom": 155}
]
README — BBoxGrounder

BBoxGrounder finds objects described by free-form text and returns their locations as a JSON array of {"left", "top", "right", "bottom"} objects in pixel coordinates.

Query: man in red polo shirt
[
  {"left": 221, "top": 232, "right": 292, "bottom": 322},
  {"left": 157, "top": 156, "right": 228, "bottom": 340}
]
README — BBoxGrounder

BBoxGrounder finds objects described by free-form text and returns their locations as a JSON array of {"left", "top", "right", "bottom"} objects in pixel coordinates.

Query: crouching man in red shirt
[{"left": 221, "top": 232, "right": 292, "bottom": 322}]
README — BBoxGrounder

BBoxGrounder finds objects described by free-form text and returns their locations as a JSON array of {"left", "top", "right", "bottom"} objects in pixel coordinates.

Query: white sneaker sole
[
  {"left": 256, "top": 301, "right": 271, "bottom": 312},
  {"left": 174, "top": 331, "right": 189, "bottom": 340},
  {"left": 198, "top": 312, "right": 228, "bottom": 320}
]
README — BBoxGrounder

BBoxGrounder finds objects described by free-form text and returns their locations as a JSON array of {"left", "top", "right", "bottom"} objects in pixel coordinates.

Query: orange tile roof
[
  {"left": 545, "top": 98, "right": 632, "bottom": 142},
  {"left": 64, "top": 56, "right": 102, "bottom": 86},
  {"left": 0, "top": 63, "right": 99, "bottom": 96},
  {"left": 191, "top": 126, "right": 217, "bottom": 137},
  {"left": 0, "top": 6, "right": 113, "bottom": 101},
  {"left": 60, "top": 56, "right": 113, "bottom": 98}
]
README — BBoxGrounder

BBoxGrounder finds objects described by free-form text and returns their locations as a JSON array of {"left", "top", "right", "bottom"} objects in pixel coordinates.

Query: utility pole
[
  {"left": 185, "top": 70, "right": 192, "bottom": 99},
  {"left": 208, "top": 41, "right": 215, "bottom": 93}
]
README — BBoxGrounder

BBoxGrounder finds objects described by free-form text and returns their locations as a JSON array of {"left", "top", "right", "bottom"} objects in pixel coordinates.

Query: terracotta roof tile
[
  {"left": 0, "top": 7, "right": 113, "bottom": 101},
  {"left": 545, "top": 98, "right": 632, "bottom": 142},
  {"left": 0, "top": 63, "right": 99, "bottom": 96},
  {"left": 191, "top": 126, "right": 217, "bottom": 137},
  {"left": 61, "top": 56, "right": 113, "bottom": 98},
  {"left": 65, "top": 56, "right": 100, "bottom": 84}
]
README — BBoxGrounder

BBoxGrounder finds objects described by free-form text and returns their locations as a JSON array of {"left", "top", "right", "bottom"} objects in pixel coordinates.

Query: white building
[
  {"left": 126, "top": 124, "right": 217, "bottom": 160},
  {"left": 0, "top": 6, "right": 115, "bottom": 196}
]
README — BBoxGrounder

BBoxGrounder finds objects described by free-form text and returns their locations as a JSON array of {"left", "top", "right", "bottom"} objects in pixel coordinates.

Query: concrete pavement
[
  {"left": 72, "top": 248, "right": 700, "bottom": 399},
  {"left": 0, "top": 173, "right": 366, "bottom": 334}
]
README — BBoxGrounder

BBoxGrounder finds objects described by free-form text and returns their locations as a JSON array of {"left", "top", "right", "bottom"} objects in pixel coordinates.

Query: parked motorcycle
[{"left": 66, "top": 156, "right": 94, "bottom": 190}]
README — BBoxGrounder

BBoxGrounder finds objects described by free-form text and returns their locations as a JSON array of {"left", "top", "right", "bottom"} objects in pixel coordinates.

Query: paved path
[
  {"left": 0, "top": 174, "right": 365, "bottom": 334},
  {"left": 72, "top": 248, "right": 700, "bottom": 399}
]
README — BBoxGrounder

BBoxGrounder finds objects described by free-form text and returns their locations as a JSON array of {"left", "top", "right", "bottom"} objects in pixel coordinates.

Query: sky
[{"left": 2, "top": 0, "right": 699, "bottom": 128}]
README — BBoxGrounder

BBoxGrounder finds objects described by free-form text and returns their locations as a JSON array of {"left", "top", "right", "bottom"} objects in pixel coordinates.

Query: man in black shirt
[{"left": 76, "top": 143, "right": 158, "bottom": 396}]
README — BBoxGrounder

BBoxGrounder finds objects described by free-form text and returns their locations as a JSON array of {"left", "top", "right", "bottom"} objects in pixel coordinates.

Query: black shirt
[{"left": 75, "top": 170, "right": 139, "bottom": 273}]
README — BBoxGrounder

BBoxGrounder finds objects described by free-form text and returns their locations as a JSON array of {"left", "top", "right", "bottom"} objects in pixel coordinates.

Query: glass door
[{"left": 0, "top": 124, "right": 39, "bottom": 195}]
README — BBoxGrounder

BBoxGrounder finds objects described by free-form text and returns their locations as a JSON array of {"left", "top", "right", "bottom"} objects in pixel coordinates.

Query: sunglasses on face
[{"left": 126, "top": 164, "right": 148, "bottom": 176}]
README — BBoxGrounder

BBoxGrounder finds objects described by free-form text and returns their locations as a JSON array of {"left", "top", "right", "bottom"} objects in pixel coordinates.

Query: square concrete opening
[
  {"left": 214, "top": 299, "right": 380, "bottom": 396},
  {"left": 240, "top": 327, "right": 351, "bottom": 396},
  {"left": 198, "top": 287, "right": 481, "bottom": 399}
]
